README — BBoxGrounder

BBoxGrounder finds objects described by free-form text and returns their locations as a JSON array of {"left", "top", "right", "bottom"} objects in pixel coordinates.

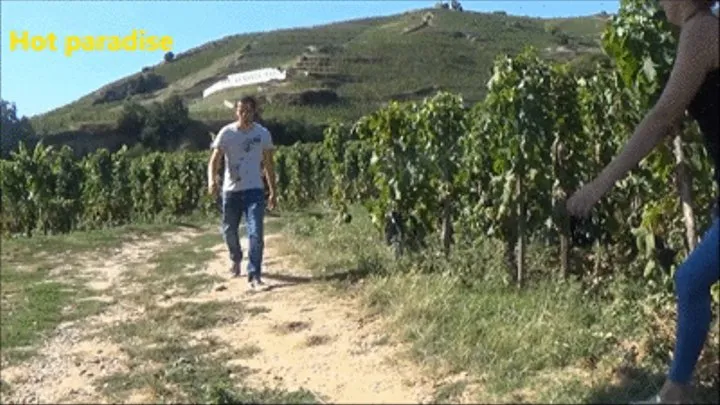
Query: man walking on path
[{"left": 208, "top": 96, "right": 277, "bottom": 291}]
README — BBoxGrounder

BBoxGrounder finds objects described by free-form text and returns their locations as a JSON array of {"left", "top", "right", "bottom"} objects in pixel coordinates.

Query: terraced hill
[{"left": 28, "top": 7, "right": 611, "bottom": 144}]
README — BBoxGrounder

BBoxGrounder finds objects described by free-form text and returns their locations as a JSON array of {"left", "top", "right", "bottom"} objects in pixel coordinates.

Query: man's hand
[
  {"left": 208, "top": 179, "right": 219, "bottom": 196},
  {"left": 262, "top": 147, "right": 277, "bottom": 212},
  {"left": 267, "top": 191, "right": 277, "bottom": 211},
  {"left": 208, "top": 148, "right": 223, "bottom": 197}
]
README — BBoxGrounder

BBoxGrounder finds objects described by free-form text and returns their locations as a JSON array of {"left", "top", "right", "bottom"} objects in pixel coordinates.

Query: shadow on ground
[
  {"left": 266, "top": 208, "right": 325, "bottom": 219},
  {"left": 263, "top": 266, "right": 373, "bottom": 287},
  {"left": 583, "top": 366, "right": 719, "bottom": 404},
  {"left": 174, "top": 222, "right": 206, "bottom": 230}
]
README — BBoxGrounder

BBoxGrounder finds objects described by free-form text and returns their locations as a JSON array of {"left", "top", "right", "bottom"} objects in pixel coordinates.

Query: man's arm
[
  {"left": 207, "top": 148, "right": 224, "bottom": 196},
  {"left": 208, "top": 148, "right": 223, "bottom": 184},
  {"left": 263, "top": 148, "right": 276, "bottom": 196},
  {"left": 208, "top": 128, "right": 227, "bottom": 190},
  {"left": 261, "top": 127, "right": 276, "bottom": 197}
]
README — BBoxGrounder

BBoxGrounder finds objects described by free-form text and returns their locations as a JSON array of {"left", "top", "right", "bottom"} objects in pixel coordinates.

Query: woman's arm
[{"left": 568, "top": 18, "right": 714, "bottom": 216}]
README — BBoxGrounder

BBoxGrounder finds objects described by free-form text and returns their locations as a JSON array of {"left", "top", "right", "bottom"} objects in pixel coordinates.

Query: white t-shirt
[{"left": 211, "top": 122, "right": 274, "bottom": 192}]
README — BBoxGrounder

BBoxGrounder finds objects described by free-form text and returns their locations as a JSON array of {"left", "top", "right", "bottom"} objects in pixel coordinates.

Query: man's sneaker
[
  {"left": 255, "top": 279, "right": 268, "bottom": 290},
  {"left": 229, "top": 262, "right": 240, "bottom": 278},
  {"left": 246, "top": 280, "right": 256, "bottom": 292}
]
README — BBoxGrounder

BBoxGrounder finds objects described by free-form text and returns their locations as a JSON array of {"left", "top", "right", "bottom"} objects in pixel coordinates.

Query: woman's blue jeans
[{"left": 668, "top": 206, "right": 719, "bottom": 384}]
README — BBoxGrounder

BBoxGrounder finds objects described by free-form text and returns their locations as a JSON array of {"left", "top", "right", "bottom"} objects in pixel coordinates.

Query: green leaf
[
  {"left": 644, "top": 260, "right": 656, "bottom": 278},
  {"left": 642, "top": 56, "right": 657, "bottom": 85},
  {"left": 645, "top": 232, "right": 656, "bottom": 252}
]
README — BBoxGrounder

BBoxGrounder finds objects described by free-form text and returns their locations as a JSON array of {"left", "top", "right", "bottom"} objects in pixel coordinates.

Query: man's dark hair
[{"left": 237, "top": 96, "right": 257, "bottom": 110}]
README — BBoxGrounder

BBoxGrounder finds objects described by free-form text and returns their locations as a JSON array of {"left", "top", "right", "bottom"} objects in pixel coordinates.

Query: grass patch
[
  {"left": 433, "top": 380, "right": 468, "bottom": 404},
  {"left": 123, "top": 217, "right": 284, "bottom": 303},
  {"left": 203, "top": 383, "right": 318, "bottom": 404},
  {"left": 235, "top": 344, "right": 262, "bottom": 359},
  {"left": 0, "top": 266, "right": 111, "bottom": 365},
  {"left": 151, "top": 301, "right": 245, "bottom": 331},
  {"left": 98, "top": 293, "right": 314, "bottom": 403},
  {"left": 1, "top": 214, "right": 313, "bottom": 403},
  {"left": 416, "top": 245, "right": 602, "bottom": 388},
  {"left": 96, "top": 339, "right": 318, "bottom": 404},
  {"left": 304, "top": 335, "right": 332, "bottom": 347},
  {"left": 94, "top": 219, "right": 315, "bottom": 403},
  {"left": 149, "top": 231, "right": 222, "bottom": 293},
  {"left": 103, "top": 301, "right": 244, "bottom": 349},
  {"left": 271, "top": 321, "right": 311, "bottom": 335},
  {"left": 246, "top": 305, "right": 271, "bottom": 316},
  {"left": 1, "top": 215, "right": 213, "bottom": 270},
  {"left": 0, "top": 374, "right": 13, "bottom": 395},
  {"left": 277, "top": 205, "right": 391, "bottom": 285},
  {"left": 274, "top": 204, "right": 719, "bottom": 403},
  {"left": 95, "top": 334, "right": 246, "bottom": 404},
  {"left": 102, "top": 217, "right": 278, "bottom": 302},
  {"left": 361, "top": 271, "right": 629, "bottom": 395},
  {"left": 122, "top": 230, "right": 222, "bottom": 303}
]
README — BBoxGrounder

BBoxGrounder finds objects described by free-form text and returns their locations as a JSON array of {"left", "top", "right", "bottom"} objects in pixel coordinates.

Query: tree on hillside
[
  {"left": 115, "top": 94, "right": 190, "bottom": 150},
  {"left": 117, "top": 100, "right": 149, "bottom": 140},
  {"left": 140, "top": 94, "right": 190, "bottom": 150},
  {"left": 1, "top": 99, "right": 36, "bottom": 158}
]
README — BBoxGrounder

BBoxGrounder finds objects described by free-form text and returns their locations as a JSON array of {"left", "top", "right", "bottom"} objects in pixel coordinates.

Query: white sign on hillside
[{"left": 203, "top": 67, "right": 287, "bottom": 98}]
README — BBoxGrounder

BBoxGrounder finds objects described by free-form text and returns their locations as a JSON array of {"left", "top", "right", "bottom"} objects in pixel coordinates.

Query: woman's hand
[{"left": 566, "top": 180, "right": 605, "bottom": 218}]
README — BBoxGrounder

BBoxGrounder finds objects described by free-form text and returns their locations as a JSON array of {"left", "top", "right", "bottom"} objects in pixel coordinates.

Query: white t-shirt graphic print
[{"left": 211, "top": 122, "right": 274, "bottom": 192}]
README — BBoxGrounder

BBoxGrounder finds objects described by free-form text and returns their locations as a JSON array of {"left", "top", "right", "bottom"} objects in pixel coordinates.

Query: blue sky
[{"left": 1, "top": 1, "right": 619, "bottom": 118}]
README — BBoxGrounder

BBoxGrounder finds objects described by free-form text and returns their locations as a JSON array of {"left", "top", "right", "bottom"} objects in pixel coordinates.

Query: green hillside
[{"left": 28, "top": 7, "right": 611, "bottom": 137}]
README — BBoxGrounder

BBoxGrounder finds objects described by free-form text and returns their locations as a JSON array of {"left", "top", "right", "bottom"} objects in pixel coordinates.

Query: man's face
[{"left": 235, "top": 101, "right": 255, "bottom": 122}]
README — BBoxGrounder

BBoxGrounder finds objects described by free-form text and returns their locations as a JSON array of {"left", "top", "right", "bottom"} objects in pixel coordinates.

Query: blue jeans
[
  {"left": 668, "top": 215, "right": 719, "bottom": 384},
  {"left": 221, "top": 188, "right": 265, "bottom": 282}
]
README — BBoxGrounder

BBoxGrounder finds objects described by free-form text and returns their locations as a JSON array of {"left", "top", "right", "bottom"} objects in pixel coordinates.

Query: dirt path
[
  {"left": 167, "top": 233, "right": 440, "bottom": 404},
  {"left": 1, "top": 227, "right": 443, "bottom": 404},
  {"left": 0, "top": 228, "right": 202, "bottom": 405}
]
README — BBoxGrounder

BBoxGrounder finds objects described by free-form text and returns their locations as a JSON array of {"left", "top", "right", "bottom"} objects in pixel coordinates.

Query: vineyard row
[
  {"left": 0, "top": 142, "right": 333, "bottom": 237},
  {"left": 3, "top": 47, "right": 718, "bottom": 297}
]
